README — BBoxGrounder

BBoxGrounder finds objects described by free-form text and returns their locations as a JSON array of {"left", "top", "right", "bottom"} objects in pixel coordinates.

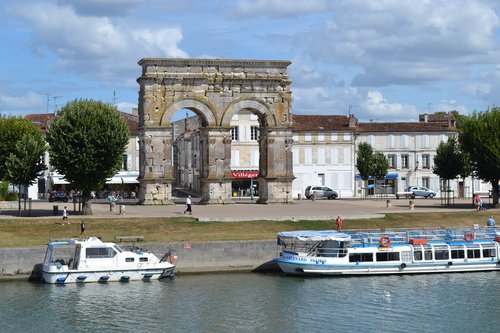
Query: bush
[{"left": 5, "top": 192, "right": 18, "bottom": 201}]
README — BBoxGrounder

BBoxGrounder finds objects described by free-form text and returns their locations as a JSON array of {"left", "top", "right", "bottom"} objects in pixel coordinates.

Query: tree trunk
[
  {"left": 81, "top": 190, "right": 93, "bottom": 215},
  {"left": 492, "top": 180, "right": 499, "bottom": 208}
]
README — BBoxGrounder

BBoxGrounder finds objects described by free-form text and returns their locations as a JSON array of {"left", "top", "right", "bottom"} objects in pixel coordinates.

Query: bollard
[
  {"left": 409, "top": 200, "right": 414, "bottom": 210},
  {"left": 298, "top": 194, "right": 301, "bottom": 200},
  {"left": 119, "top": 205, "right": 125, "bottom": 215},
  {"left": 110, "top": 201, "right": 116, "bottom": 212},
  {"left": 53, "top": 205, "right": 59, "bottom": 216},
  {"left": 386, "top": 199, "right": 391, "bottom": 208}
]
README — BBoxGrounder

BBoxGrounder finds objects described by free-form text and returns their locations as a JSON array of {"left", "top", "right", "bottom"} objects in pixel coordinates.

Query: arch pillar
[
  {"left": 199, "top": 127, "right": 234, "bottom": 204},
  {"left": 138, "top": 126, "right": 174, "bottom": 205},
  {"left": 257, "top": 127, "right": 295, "bottom": 204}
]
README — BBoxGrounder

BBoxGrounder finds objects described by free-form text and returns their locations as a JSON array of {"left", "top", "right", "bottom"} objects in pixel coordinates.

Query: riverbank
[
  {"left": 0, "top": 239, "right": 279, "bottom": 282},
  {"left": 1, "top": 198, "right": 497, "bottom": 281}
]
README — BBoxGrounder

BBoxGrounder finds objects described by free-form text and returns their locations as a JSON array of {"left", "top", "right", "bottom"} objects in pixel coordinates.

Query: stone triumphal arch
[{"left": 137, "top": 58, "right": 294, "bottom": 205}]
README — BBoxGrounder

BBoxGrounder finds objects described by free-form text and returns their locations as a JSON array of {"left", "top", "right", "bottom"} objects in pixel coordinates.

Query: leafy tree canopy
[
  {"left": 46, "top": 99, "right": 129, "bottom": 214},
  {"left": 356, "top": 142, "right": 374, "bottom": 181},
  {"left": 459, "top": 107, "right": 500, "bottom": 205},
  {"left": 371, "top": 152, "right": 389, "bottom": 180},
  {"left": 5, "top": 135, "right": 46, "bottom": 214},
  {"left": 433, "top": 136, "right": 464, "bottom": 181},
  {"left": 0, "top": 116, "right": 43, "bottom": 180}
]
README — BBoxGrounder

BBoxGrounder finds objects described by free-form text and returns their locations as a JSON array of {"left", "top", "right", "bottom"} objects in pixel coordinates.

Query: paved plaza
[{"left": 1, "top": 196, "right": 479, "bottom": 221}]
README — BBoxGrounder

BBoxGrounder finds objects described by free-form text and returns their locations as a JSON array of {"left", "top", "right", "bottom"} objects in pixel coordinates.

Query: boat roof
[
  {"left": 277, "top": 227, "right": 499, "bottom": 245},
  {"left": 48, "top": 236, "right": 105, "bottom": 247},
  {"left": 277, "top": 230, "right": 352, "bottom": 241}
]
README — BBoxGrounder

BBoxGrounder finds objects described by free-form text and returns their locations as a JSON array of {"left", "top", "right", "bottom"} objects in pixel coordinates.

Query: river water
[{"left": 0, "top": 272, "right": 498, "bottom": 333}]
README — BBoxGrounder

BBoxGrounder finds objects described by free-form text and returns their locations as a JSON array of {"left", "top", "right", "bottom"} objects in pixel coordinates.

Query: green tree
[
  {"left": 371, "top": 152, "right": 389, "bottom": 180},
  {"left": 47, "top": 99, "right": 129, "bottom": 215},
  {"left": 433, "top": 136, "right": 464, "bottom": 204},
  {"left": 356, "top": 142, "right": 374, "bottom": 181},
  {"left": 459, "top": 107, "right": 500, "bottom": 207},
  {"left": 5, "top": 135, "right": 46, "bottom": 215},
  {"left": 0, "top": 116, "right": 43, "bottom": 180}
]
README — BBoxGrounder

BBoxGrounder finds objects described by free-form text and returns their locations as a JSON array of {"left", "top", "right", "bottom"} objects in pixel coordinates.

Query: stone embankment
[{"left": 0, "top": 240, "right": 279, "bottom": 282}]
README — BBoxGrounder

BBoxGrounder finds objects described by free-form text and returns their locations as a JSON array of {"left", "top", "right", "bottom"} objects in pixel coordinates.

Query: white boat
[
  {"left": 41, "top": 237, "right": 176, "bottom": 284},
  {"left": 273, "top": 227, "right": 500, "bottom": 276}
]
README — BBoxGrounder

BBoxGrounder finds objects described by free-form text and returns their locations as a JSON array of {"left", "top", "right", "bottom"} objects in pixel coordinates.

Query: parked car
[
  {"left": 48, "top": 191, "right": 69, "bottom": 202},
  {"left": 305, "top": 186, "right": 338, "bottom": 200},
  {"left": 406, "top": 186, "right": 436, "bottom": 198}
]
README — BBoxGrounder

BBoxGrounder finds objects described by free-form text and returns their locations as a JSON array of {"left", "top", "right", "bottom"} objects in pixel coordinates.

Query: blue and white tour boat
[
  {"left": 42, "top": 237, "right": 176, "bottom": 283},
  {"left": 274, "top": 226, "right": 500, "bottom": 276}
]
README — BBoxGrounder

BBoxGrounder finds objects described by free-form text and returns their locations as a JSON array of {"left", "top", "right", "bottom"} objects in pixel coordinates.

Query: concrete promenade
[{"left": 1, "top": 196, "right": 479, "bottom": 221}]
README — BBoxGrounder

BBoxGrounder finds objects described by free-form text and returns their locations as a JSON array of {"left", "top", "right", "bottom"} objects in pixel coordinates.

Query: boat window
[
  {"left": 349, "top": 253, "right": 373, "bottom": 262},
  {"left": 482, "top": 247, "right": 496, "bottom": 258},
  {"left": 424, "top": 250, "right": 433, "bottom": 260},
  {"left": 414, "top": 250, "right": 423, "bottom": 261},
  {"left": 125, "top": 258, "right": 134, "bottom": 262},
  {"left": 451, "top": 249, "right": 465, "bottom": 259},
  {"left": 376, "top": 252, "right": 400, "bottom": 261},
  {"left": 139, "top": 257, "right": 149, "bottom": 262},
  {"left": 433, "top": 246, "right": 449, "bottom": 260},
  {"left": 113, "top": 245, "right": 123, "bottom": 253},
  {"left": 467, "top": 248, "right": 481, "bottom": 259},
  {"left": 86, "top": 247, "right": 117, "bottom": 259}
]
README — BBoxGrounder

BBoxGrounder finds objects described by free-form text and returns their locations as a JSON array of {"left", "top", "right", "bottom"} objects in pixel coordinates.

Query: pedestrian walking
[
  {"left": 336, "top": 215, "right": 343, "bottom": 230},
  {"left": 62, "top": 206, "right": 69, "bottom": 225},
  {"left": 184, "top": 195, "right": 192, "bottom": 215},
  {"left": 80, "top": 220, "right": 86, "bottom": 238}
]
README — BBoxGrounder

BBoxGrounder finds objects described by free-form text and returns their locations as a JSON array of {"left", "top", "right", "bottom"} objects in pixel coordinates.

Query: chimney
[
  {"left": 348, "top": 114, "right": 357, "bottom": 128},
  {"left": 424, "top": 114, "right": 428, "bottom": 122}
]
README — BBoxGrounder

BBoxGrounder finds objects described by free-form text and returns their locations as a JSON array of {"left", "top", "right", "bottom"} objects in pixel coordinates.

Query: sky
[{"left": 1, "top": 0, "right": 500, "bottom": 122}]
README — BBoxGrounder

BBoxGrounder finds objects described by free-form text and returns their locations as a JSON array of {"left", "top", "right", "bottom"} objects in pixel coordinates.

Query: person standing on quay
[
  {"left": 336, "top": 215, "right": 343, "bottom": 230},
  {"left": 80, "top": 220, "right": 86, "bottom": 238},
  {"left": 62, "top": 206, "right": 69, "bottom": 225},
  {"left": 184, "top": 195, "right": 192, "bottom": 215}
]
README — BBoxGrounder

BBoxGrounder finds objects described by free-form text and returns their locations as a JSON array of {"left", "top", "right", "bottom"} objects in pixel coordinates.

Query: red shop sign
[{"left": 231, "top": 171, "right": 259, "bottom": 178}]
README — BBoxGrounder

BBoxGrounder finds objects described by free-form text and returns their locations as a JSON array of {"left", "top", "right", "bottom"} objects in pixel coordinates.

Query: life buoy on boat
[
  {"left": 380, "top": 236, "right": 391, "bottom": 247},
  {"left": 464, "top": 231, "right": 474, "bottom": 242}
]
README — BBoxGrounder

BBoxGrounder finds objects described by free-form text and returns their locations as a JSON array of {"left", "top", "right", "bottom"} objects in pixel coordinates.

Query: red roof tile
[{"left": 292, "top": 115, "right": 352, "bottom": 131}]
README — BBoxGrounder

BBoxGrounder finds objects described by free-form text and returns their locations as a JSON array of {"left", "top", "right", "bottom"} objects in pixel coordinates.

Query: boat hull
[
  {"left": 42, "top": 266, "right": 175, "bottom": 284},
  {"left": 275, "top": 259, "right": 500, "bottom": 276}
]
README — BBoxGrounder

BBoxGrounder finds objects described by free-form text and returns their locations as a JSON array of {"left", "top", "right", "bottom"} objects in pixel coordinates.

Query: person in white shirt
[{"left": 184, "top": 195, "right": 192, "bottom": 215}]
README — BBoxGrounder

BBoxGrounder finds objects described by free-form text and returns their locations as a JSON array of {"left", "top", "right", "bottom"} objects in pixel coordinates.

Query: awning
[
  {"left": 356, "top": 173, "right": 399, "bottom": 180},
  {"left": 106, "top": 171, "right": 139, "bottom": 184},
  {"left": 52, "top": 176, "right": 70, "bottom": 185}
]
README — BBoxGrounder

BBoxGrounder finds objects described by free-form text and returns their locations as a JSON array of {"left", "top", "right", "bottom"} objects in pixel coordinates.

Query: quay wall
[{"left": 0, "top": 240, "right": 279, "bottom": 281}]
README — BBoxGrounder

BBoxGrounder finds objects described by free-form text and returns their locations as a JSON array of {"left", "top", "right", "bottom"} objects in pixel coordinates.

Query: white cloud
[
  {"left": 13, "top": 2, "right": 188, "bottom": 82},
  {"left": 430, "top": 100, "right": 469, "bottom": 114},
  {"left": 361, "top": 91, "right": 418, "bottom": 121},
  {"left": 58, "top": 0, "right": 143, "bottom": 16},
  {"left": 0, "top": 91, "right": 45, "bottom": 112},
  {"left": 297, "top": 0, "right": 500, "bottom": 86},
  {"left": 232, "top": 0, "right": 328, "bottom": 17},
  {"left": 116, "top": 101, "right": 138, "bottom": 114},
  {"left": 132, "top": 29, "right": 188, "bottom": 58}
]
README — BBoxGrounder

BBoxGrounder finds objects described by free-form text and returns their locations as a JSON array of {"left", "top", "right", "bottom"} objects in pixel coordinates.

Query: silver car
[
  {"left": 406, "top": 186, "right": 436, "bottom": 198},
  {"left": 305, "top": 186, "right": 338, "bottom": 200}
]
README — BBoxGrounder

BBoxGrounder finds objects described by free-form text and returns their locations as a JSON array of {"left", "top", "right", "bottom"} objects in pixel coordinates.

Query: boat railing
[
  {"left": 346, "top": 226, "right": 498, "bottom": 246},
  {"left": 278, "top": 227, "right": 498, "bottom": 251}
]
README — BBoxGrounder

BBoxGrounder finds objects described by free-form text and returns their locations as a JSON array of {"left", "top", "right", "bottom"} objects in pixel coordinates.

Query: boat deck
[{"left": 344, "top": 227, "right": 499, "bottom": 246}]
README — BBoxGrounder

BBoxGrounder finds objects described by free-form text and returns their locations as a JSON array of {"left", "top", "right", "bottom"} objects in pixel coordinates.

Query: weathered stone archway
[{"left": 137, "top": 58, "right": 294, "bottom": 205}]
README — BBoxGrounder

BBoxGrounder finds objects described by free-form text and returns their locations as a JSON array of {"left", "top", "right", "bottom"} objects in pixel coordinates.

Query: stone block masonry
[{"left": 0, "top": 240, "right": 278, "bottom": 281}]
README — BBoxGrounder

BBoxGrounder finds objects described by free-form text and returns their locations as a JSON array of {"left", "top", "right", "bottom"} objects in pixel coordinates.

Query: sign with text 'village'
[{"left": 231, "top": 171, "right": 259, "bottom": 178}]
